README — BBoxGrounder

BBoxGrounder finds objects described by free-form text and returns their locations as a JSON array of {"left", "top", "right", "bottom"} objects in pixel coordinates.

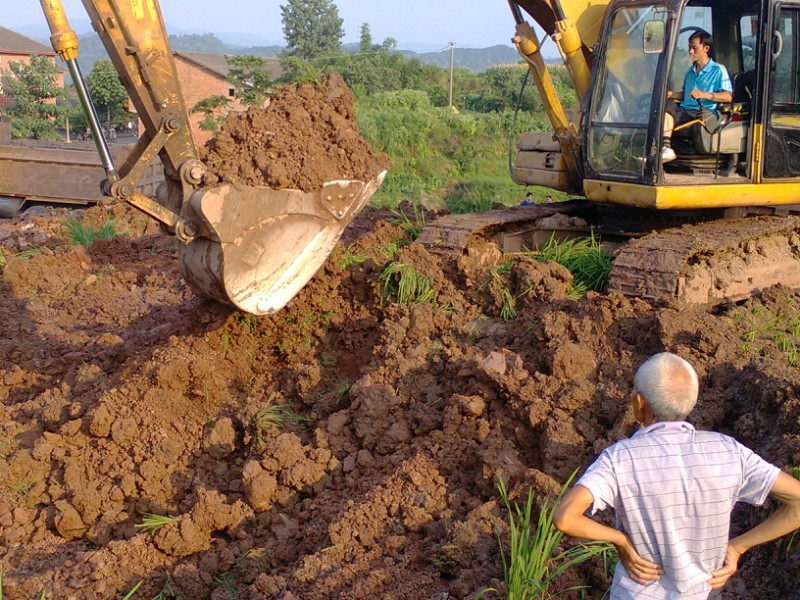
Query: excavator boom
[{"left": 38, "top": 0, "right": 385, "bottom": 315}]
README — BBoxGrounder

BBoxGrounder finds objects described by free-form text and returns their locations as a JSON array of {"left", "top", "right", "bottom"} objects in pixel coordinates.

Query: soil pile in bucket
[{"left": 200, "top": 72, "right": 389, "bottom": 191}]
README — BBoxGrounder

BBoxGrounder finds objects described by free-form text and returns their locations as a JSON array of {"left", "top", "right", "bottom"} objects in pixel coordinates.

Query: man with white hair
[{"left": 553, "top": 352, "right": 800, "bottom": 599}]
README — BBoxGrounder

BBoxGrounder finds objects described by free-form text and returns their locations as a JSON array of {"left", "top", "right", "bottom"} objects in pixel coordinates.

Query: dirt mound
[
  {"left": 200, "top": 72, "right": 389, "bottom": 191},
  {"left": 0, "top": 200, "right": 798, "bottom": 599}
]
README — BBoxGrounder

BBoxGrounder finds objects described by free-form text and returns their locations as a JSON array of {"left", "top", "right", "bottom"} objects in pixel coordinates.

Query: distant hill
[
  {"left": 405, "top": 45, "right": 523, "bottom": 71},
  {"left": 22, "top": 27, "right": 525, "bottom": 75}
]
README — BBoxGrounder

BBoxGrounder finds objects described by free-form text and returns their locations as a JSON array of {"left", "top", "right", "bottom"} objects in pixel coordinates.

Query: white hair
[{"left": 634, "top": 353, "right": 699, "bottom": 421}]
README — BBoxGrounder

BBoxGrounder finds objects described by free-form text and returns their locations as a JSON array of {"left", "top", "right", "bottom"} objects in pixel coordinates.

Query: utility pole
[{"left": 448, "top": 41, "right": 455, "bottom": 109}]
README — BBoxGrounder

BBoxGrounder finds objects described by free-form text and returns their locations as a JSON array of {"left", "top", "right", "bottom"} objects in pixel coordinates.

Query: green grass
[
  {"left": 16, "top": 247, "right": 41, "bottom": 259},
  {"left": 380, "top": 262, "right": 436, "bottom": 304},
  {"left": 528, "top": 233, "right": 613, "bottom": 297},
  {"left": 121, "top": 581, "right": 143, "bottom": 599},
  {"left": 0, "top": 249, "right": 5, "bottom": 267},
  {"left": 252, "top": 393, "right": 306, "bottom": 447},
  {"left": 338, "top": 249, "right": 369, "bottom": 269},
  {"left": 735, "top": 299, "right": 800, "bottom": 366},
  {"left": 477, "top": 474, "right": 615, "bottom": 599},
  {"left": 390, "top": 205, "right": 426, "bottom": 240},
  {"left": 134, "top": 513, "right": 178, "bottom": 535},
  {"left": 64, "top": 216, "right": 117, "bottom": 245}
]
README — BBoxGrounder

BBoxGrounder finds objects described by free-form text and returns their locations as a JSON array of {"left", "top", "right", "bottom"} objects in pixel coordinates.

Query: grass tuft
[
  {"left": 529, "top": 232, "right": 613, "bottom": 296},
  {"left": 252, "top": 393, "right": 306, "bottom": 448},
  {"left": 64, "top": 216, "right": 117, "bottom": 245},
  {"left": 477, "top": 473, "right": 615, "bottom": 599},
  {"left": 134, "top": 513, "right": 178, "bottom": 535},
  {"left": 390, "top": 205, "right": 426, "bottom": 241},
  {"left": 380, "top": 262, "right": 436, "bottom": 304}
]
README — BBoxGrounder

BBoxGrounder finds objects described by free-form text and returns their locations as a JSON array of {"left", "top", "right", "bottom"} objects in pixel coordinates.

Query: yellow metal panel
[
  {"left": 516, "top": 151, "right": 569, "bottom": 171},
  {"left": 560, "top": 0, "right": 610, "bottom": 48},
  {"left": 584, "top": 179, "right": 800, "bottom": 209}
]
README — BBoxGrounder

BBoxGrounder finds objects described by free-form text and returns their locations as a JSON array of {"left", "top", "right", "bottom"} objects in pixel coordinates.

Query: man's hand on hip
[
  {"left": 616, "top": 535, "right": 664, "bottom": 585},
  {"left": 708, "top": 544, "right": 741, "bottom": 589}
]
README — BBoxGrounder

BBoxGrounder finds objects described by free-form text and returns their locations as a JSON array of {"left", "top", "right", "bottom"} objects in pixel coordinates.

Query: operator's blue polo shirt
[{"left": 680, "top": 58, "right": 732, "bottom": 114}]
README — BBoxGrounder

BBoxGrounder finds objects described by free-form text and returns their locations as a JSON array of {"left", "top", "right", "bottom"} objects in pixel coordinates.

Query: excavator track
[
  {"left": 607, "top": 215, "right": 800, "bottom": 304},
  {"left": 417, "top": 200, "right": 599, "bottom": 254}
]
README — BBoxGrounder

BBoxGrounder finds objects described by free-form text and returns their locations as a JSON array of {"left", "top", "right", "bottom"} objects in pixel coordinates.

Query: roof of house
[
  {"left": 0, "top": 26, "right": 55, "bottom": 56},
  {"left": 174, "top": 51, "right": 283, "bottom": 80}
]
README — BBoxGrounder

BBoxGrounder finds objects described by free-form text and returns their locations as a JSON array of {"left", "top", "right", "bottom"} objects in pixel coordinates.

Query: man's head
[
  {"left": 688, "top": 30, "right": 713, "bottom": 64},
  {"left": 633, "top": 352, "right": 699, "bottom": 422},
  {"left": 526, "top": 192, "right": 533, "bottom": 199}
]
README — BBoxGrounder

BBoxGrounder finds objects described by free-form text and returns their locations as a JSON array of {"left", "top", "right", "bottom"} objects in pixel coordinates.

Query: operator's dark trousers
[{"left": 667, "top": 103, "right": 719, "bottom": 133}]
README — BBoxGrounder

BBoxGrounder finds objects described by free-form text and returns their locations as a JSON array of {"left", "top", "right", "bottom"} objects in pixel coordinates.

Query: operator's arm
[
  {"left": 709, "top": 471, "right": 800, "bottom": 589},
  {"left": 666, "top": 90, "right": 684, "bottom": 101},
  {"left": 688, "top": 89, "right": 733, "bottom": 103},
  {"left": 553, "top": 485, "right": 664, "bottom": 584}
]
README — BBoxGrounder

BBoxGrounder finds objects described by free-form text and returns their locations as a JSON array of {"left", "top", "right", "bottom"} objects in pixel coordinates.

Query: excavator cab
[{"left": 572, "top": 0, "right": 800, "bottom": 210}]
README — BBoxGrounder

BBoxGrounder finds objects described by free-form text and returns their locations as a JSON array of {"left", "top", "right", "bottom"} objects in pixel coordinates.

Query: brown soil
[
  {"left": 200, "top": 72, "right": 389, "bottom": 191},
  {"left": 1, "top": 76, "right": 798, "bottom": 600},
  {"left": 2, "top": 203, "right": 799, "bottom": 600}
]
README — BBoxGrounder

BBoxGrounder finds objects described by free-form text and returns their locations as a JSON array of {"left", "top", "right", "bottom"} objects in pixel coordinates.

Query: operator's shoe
[{"left": 661, "top": 146, "right": 677, "bottom": 163}]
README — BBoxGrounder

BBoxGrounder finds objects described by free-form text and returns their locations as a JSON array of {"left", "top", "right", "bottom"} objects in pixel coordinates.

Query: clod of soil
[{"left": 200, "top": 72, "right": 389, "bottom": 191}]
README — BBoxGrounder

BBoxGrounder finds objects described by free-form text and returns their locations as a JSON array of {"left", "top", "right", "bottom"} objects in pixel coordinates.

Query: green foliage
[
  {"left": 252, "top": 393, "right": 306, "bottom": 448},
  {"left": 338, "top": 250, "right": 369, "bottom": 269},
  {"left": 278, "top": 57, "right": 324, "bottom": 84},
  {"left": 477, "top": 476, "right": 615, "bottom": 599},
  {"left": 281, "top": 0, "right": 344, "bottom": 60},
  {"left": 190, "top": 95, "right": 231, "bottom": 133},
  {"left": 735, "top": 298, "right": 800, "bottom": 366},
  {"left": 86, "top": 60, "right": 130, "bottom": 130},
  {"left": 0, "top": 249, "right": 5, "bottom": 267},
  {"left": 380, "top": 262, "right": 436, "bottom": 304},
  {"left": 64, "top": 217, "right": 118, "bottom": 245},
  {"left": 227, "top": 55, "right": 273, "bottom": 106},
  {"left": 356, "top": 93, "right": 548, "bottom": 207},
  {"left": 1, "top": 54, "right": 68, "bottom": 140},
  {"left": 390, "top": 205, "right": 426, "bottom": 241},
  {"left": 530, "top": 233, "right": 613, "bottom": 296},
  {"left": 134, "top": 513, "right": 178, "bottom": 535}
]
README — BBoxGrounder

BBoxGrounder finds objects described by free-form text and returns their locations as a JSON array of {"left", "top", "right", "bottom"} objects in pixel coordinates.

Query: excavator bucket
[{"left": 179, "top": 172, "right": 386, "bottom": 315}]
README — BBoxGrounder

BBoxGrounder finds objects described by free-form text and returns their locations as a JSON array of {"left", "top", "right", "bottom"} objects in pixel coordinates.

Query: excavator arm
[
  {"left": 38, "top": 0, "right": 385, "bottom": 315},
  {"left": 506, "top": 0, "right": 611, "bottom": 191}
]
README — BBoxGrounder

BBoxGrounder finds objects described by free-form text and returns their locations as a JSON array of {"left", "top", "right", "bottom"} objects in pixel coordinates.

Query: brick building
[
  {"left": 0, "top": 26, "right": 63, "bottom": 109},
  {"left": 173, "top": 52, "right": 282, "bottom": 145}
]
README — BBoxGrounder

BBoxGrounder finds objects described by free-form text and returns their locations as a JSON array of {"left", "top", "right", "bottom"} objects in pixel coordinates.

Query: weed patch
[
  {"left": 380, "top": 262, "right": 436, "bottom": 304},
  {"left": 734, "top": 298, "right": 800, "bottom": 366},
  {"left": 527, "top": 233, "right": 612, "bottom": 296},
  {"left": 134, "top": 513, "right": 178, "bottom": 535},
  {"left": 477, "top": 475, "right": 615, "bottom": 599},
  {"left": 64, "top": 216, "right": 117, "bottom": 245}
]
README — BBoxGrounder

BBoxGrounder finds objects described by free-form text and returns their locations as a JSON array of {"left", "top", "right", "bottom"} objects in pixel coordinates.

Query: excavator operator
[{"left": 662, "top": 29, "right": 732, "bottom": 163}]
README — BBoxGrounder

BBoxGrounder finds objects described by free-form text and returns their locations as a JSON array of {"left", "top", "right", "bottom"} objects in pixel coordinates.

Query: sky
[{"left": 7, "top": 0, "right": 531, "bottom": 51}]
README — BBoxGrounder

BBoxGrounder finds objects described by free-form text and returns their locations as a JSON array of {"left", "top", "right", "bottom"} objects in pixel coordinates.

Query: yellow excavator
[
  {"left": 421, "top": 0, "right": 800, "bottom": 304},
  {"left": 38, "top": 0, "right": 800, "bottom": 312}
]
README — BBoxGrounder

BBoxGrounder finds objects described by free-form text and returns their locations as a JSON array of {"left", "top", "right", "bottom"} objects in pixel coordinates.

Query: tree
[
  {"left": 280, "top": 0, "right": 344, "bottom": 60},
  {"left": 1, "top": 54, "right": 67, "bottom": 140},
  {"left": 359, "top": 23, "right": 374, "bottom": 53},
  {"left": 190, "top": 95, "right": 231, "bottom": 133},
  {"left": 86, "top": 60, "right": 130, "bottom": 131},
  {"left": 227, "top": 55, "right": 273, "bottom": 106}
]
